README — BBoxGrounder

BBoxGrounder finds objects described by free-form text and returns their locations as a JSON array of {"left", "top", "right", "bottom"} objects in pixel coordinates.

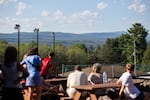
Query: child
[{"left": 117, "top": 64, "right": 144, "bottom": 100}]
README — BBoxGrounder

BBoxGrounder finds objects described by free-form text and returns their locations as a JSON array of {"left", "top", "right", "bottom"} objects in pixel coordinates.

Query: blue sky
[{"left": 0, "top": 0, "right": 150, "bottom": 34}]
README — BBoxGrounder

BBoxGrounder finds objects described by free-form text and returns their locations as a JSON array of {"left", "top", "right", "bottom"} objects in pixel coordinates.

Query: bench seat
[{"left": 60, "top": 97, "right": 73, "bottom": 100}]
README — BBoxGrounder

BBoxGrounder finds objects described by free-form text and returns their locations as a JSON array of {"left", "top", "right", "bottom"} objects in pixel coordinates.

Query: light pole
[
  {"left": 34, "top": 28, "right": 39, "bottom": 52},
  {"left": 14, "top": 24, "right": 21, "bottom": 61},
  {"left": 52, "top": 32, "right": 55, "bottom": 52},
  {"left": 132, "top": 34, "right": 141, "bottom": 76},
  {"left": 133, "top": 39, "right": 136, "bottom": 76}
]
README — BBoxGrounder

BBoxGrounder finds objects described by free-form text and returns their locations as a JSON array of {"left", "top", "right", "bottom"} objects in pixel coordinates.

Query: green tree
[
  {"left": 88, "top": 45, "right": 97, "bottom": 64},
  {"left": 0, "top": 40, "right": 8, "bottom": 56},
  {"left": 118, "top": 34, "right": 132, "bottom": 63},
  {"left": 66, "top": 44, "right": 88, "bottom": 65},
  {"left": 72, "top": 43, "right": 87, "bottom": 52},
  {"left": 142, "top": 45, "right": 150, "bottom": 64},
  {"left": 55, "top": 43, "right": 67, "bottom": 66},
  {"left": 141, "top": 45, "right": 150, "bottom": 71},
  {"left": 39, "top": 43, "right": 50, "bottom": 58},
  {"left": 127, "top": 23, "right": 148, "bottom": 64},
  {"left": 96, "top": 38, "right": 122, "bottom": 64}
]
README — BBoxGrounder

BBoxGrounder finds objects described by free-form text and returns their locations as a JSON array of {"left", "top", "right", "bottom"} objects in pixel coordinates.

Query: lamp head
[{"left": 14, "top": 24, "right": 20, "bottom": 30}]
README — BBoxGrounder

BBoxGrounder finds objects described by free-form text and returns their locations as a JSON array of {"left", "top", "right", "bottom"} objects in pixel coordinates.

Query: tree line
[{"left": 0, "top": 23, "right": 149, "bottom": 72}]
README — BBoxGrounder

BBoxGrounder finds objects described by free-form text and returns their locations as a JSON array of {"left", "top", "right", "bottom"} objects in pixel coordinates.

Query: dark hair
[
  {"left": 48, "top": 52, "right": 55, "bottom": 57},
  {"left": 74, "top": 65, "right": 82, "bottom": 71},
  {"left": 4, "top": 46, "right": 17, "bottom": 67},
  {"left": 27, "top": 47, "right": 38, "bottom": 56}
]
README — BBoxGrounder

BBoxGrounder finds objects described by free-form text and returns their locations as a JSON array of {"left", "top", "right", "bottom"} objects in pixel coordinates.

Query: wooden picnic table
[
  {"left": 72, "top": 79, "right": 143, "bottom": 100},
  {"left": 72, "top": 83, "right": 121, "bottom": 100},
  {"left": 44, "top": 77, "right": 67, "bottom": 95},
  {"left": 44, "top": 77, "right": 67, "bottom": 83}
]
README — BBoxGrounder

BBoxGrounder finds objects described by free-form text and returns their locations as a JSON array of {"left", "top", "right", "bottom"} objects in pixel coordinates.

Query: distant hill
[{"left": 0, "top": 31, "right": 129, "bottom": 48}]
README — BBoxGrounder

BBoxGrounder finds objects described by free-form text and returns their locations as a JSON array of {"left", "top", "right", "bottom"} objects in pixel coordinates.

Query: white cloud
[
  {"left": 80, "top": 10, "right": 98, "bottom": 18},
  {"left": 54, "top": 10, "right": 64, "bottom": 19},
  {"left": 41, "top": 10, "right": 49, "bottom": 17},
  {"left": 0, "top": 9, "right": 100, "bottom": 33},
  {"left": 0, "top": 17, "right": 41, "bottom": 32},
  {"left": 55, "top": 9, "right": 63, "bottom": 16},
  {"left": 0, "top": 0, "right": 17, "bottom": 5},
  {"left": 97, "top": 2, "right": 108, "bottom": 10},
  {"left": 54, "top": 9, "right": 67, "bottom": 23},
  {"left": 71, "top": 10, "right": 98, "bottom": 19},
  {"left": 122, "top": 17, "right": 127, "bottom": 21},
  {"left": 16, "top": 2, "right": 26, "bottom": 16},
  {"left": 128, "top": 0, "right": 147, "bottom": 13},
  {"left": 66, "top": 10, "right": 99, "bottom": 26}
]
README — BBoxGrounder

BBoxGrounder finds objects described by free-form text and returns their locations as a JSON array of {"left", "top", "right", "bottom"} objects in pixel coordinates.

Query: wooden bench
[{"left": 60, "top": 97, "right": 73, "bottom": 100}]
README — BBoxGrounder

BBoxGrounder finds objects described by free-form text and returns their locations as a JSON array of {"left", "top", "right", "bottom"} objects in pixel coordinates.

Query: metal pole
[
  {"left": 62, "top": 64, "right": 64, "bottom": 77},
  {"left": 111, "top": 65, "right": 114, "bottom": 78},
  {"left": 15, "top": 24, "right": 20, "bottom": 61},
  {"left": 18, "top": 29, "right": 20, "bottom": 61},
  {"left": 34, "top": 28, "right": 39, "bottom": 53},
  {"left": 52, "top": 32, "right": 55, "bottom": 52},
  {"left": 37, "top": 29, "right": 39, "bottom": 52},
  {"left": 134, "top": 39, "right": 136, "bottom": 76}
]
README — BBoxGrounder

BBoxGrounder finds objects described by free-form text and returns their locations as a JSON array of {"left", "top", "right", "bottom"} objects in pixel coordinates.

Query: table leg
[
  {"left": 73, "top": 91, "right": 82, "bottom": 100},
  {"left": 90, "top": 93, "right": 97, "bottom": 100}
]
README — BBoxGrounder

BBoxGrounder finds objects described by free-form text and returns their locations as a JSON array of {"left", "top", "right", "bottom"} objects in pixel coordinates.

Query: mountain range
[{"left": 0, "top": 31, "right": 149, "bottom": 48}]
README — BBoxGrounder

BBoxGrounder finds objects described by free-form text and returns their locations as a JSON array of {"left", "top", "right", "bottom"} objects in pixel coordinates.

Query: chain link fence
[{"left": 60, "top": 64, "right": 148, "bottom": 77}]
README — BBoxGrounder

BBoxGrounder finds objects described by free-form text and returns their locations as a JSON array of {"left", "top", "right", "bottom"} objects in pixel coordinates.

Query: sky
[{"left": 0, "top": 0, "right": 150, "bottom": 34}]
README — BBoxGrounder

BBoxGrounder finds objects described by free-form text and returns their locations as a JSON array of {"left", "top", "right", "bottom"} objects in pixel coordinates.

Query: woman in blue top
[{"left": 21, "top": 47, "right": 42, "bottom": 100}]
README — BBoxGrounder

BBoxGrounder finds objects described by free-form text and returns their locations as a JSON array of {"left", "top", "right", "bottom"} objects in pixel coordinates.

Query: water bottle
[{"left": 103, "top": 71, "right": 107, "bottom": 83}]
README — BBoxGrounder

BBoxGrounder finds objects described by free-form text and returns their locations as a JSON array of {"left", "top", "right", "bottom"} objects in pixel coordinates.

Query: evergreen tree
[{"left": 127, "top": 23, "right": 148, "bottom": 64}]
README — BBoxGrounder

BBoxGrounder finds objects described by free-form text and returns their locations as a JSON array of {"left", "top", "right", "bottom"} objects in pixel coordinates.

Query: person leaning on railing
[
  {"left": 117, "top": 64, "right": 144, "bottom": 100},
  {"left": 40, "top": 51, "right": 58, "bottom": 79}
]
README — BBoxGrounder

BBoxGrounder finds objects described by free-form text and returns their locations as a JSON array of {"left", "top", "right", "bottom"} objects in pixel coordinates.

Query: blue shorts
[{"left": 26, "top": 76, "right": 42, "bottom": 86}]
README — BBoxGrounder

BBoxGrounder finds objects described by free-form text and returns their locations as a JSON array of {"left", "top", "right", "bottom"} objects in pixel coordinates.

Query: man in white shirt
[{"left": 66, "top": 65, "right": 87, "bottom": 98}]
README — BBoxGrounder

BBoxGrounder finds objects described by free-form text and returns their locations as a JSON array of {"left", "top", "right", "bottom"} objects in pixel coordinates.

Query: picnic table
[
  {"left": 44, "top": 77, "right": 67, "bottom": 83},
  {"left": 72, "top": 79, "right": 143, "bottom": 100},
  {"left": 44, "top": 77, "right": 67, "bottom": 95},
  {"left": 72, "top": 83, "right": 121, "bottom": 100}
]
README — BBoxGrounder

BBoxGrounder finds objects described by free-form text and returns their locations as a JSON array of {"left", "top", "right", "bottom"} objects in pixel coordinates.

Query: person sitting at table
[
  {"left": 40, "top": 51, "right": 58, "bottom": 79},
  {"left": 87, "top": 63, "right": 107, "bottom": 99},
  {"left": 117, "top": 64, "right": 144, "bottom": 100},
  {"left": 66, "top": 65, "right": 87, "bottom": 98}
]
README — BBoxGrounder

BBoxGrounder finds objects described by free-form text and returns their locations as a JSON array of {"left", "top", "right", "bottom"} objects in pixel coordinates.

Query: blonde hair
[
  {"left": 92, "top": 63, "right": 101, "bottom": 73},
  {"left": 126, "top": 64, "right": 135, "bottom": 71}
]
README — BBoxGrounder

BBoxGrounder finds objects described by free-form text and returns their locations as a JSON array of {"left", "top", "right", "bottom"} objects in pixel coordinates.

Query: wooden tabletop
[
  {"left": 72, "top": 83, "right": 121, "bottom": 91},
  {"left": 44, "top": 77, "right": 67, "bottom": 83}
]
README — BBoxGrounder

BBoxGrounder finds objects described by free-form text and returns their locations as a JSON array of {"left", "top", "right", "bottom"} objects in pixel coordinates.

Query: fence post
[
  {"left": 0, "top": 55, "right": 2, "bottom": 68},
  {"left": 62, "top": 64, "right": 64, "bottom": 77},
  {"left": 111, "top": 65, "right": 114, "bottom": 78}
]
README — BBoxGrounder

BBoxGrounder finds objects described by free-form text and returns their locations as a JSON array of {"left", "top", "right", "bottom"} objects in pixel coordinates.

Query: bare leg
[
  {"left": 144, "top": 92, "right": 150, "bottom": 100},
  {"left": 23, "top": 88, "right": 29, "bottom": 100},
  {"left": 28, "top": 87, "right": 34, "bottom": 100},
  {"left": 35, "top": 86, "right": 42, "bottom": 100}
]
